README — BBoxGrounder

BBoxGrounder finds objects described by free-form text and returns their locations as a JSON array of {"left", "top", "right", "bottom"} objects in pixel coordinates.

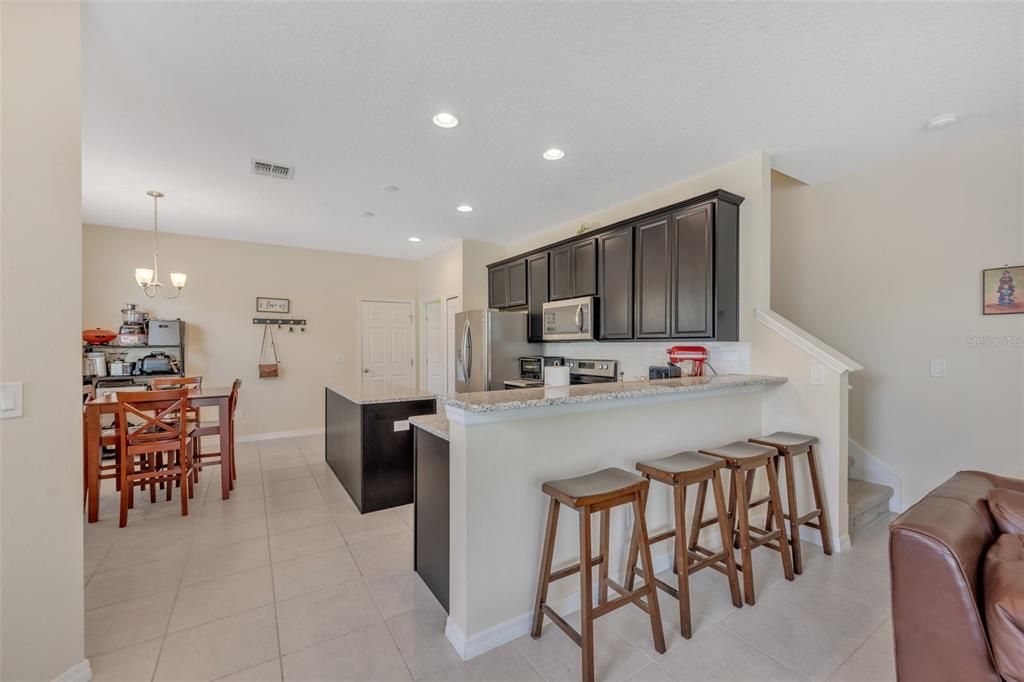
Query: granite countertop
[
  {"left": 441, "top": 374, "right": 787, "bottom": 414},
  {"left": 409, "top": 413, "right": 450, "bottom": 441},
  {"left": 326, "top": 385, "right": 436, "bottom": 405}
]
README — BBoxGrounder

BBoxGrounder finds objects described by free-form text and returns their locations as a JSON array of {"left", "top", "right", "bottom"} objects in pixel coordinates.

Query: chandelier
[{"left": 134, "top": 190, "right": 187, "bottom": 299}]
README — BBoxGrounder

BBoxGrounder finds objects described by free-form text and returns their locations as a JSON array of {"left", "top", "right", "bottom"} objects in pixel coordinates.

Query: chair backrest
[
  {"left": 152, "top": 375, "right": 202, "bottom": 390},
  {"left": 115, "top": 388, "right": 190, "bottom": 455},
  {"left": 230, "top": 378, "right": 242, "bottom": 415}
]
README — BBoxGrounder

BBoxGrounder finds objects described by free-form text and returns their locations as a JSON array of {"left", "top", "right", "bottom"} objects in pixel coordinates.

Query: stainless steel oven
[{"left": 542, "top": 296, "right": 596, "bottom": 341}]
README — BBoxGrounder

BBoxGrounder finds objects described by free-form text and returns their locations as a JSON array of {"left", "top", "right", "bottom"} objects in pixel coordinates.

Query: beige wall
[
  {"left": 83, "top": 224, "right": 419, "bottom": 437},
  {"left": 460, "top": 240, "right": 506, "bottom": 312},
  {"left": 418, "top": 241, "right": 462, "bottom": 302},
  {"left": 0, "top": 2, "right": 86, "bottom": 680},
  {"left": 505, "top": 152, "right": 772, "bottom": 341},
  {"left": 772, "top": 129, "right": 1024, "bottom": 505}
]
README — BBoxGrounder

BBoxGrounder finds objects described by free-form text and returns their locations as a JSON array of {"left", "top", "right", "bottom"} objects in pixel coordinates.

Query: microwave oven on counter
[{"left": 542, "top": 296, "right": 595, "bottom": 342}]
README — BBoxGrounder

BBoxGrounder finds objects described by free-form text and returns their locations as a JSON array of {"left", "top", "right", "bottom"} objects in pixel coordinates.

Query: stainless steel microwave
[{"left": 542, "top": 296, "right": 595, "bottom": 341}]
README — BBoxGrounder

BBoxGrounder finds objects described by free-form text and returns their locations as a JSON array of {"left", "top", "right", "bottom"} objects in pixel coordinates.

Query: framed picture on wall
[
  {"left": 983, "top": 266, "right": 1024, "bottom": 315},
  {"left": 256, "top": 297, "right": 290, "bottom": 314}
]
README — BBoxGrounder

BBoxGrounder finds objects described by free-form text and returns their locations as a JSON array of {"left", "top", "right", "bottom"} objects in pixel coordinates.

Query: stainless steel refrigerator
[{"left": 454, "top": 309, "right": 539, "bottom": 392}]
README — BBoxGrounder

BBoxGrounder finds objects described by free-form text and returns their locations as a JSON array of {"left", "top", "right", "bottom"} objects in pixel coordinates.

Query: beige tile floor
[{"left": 85, "top": 435, "right": 896, "bottom": 681}]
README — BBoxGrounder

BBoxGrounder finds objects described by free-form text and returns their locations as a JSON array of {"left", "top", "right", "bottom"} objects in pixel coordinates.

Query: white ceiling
[{"left": 82, "top": 2, "right": 1022, "bottom": 259}]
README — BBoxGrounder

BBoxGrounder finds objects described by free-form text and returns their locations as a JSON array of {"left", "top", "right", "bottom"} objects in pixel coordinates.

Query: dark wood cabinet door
[
  {"left": 488, "top": 264, "right": 508, "bottom": 309},
  {"left": 634, "top": 215, "right": 672, "bottom": 337},
  {"left": 597, "top": 227, "right": 633, "bottom": 339},
  {"left": 548, "top": 245, "right": 573, "bottom": 300},
  {"left": 526, "top": 253, "right": 548, "bottom": 342},
  {"left": 506, "top": 259, "right": 527, "bottom": 307},
  {"left": 571, "top": 238, "right": 597, "bottom": 297},
  {"left": 670, "top": 203, "right": 714, "bottom": 338}
]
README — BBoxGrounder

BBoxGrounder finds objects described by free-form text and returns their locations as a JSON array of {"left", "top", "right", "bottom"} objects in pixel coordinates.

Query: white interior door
[
  {"left": 361, "top": 300, "right": 415, "bottom": 399},
  {"left": 424, "top": 300, "right": 444, "bottom": 395},
  {"left": 444, "top": 296, "right": 462, "bottom": 395}
]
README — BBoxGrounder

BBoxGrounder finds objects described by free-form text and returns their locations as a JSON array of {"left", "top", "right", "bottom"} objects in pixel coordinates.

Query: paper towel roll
[{"left": 545, "top": 366, "right": 570, "bottom": 387}]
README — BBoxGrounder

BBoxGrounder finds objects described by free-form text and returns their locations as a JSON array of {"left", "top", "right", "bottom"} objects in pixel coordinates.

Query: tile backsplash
[{"left": 541, "top": 341, "right": 751, "bottom": 381}]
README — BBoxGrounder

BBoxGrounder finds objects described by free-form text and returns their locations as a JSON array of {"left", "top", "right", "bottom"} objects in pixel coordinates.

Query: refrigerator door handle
[{"left": 462, "top": 320, "right": 473, "bottom": 382}]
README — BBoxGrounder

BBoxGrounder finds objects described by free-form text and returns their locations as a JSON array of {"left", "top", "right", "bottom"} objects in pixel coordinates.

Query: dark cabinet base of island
[
  {"left": 413, "top": 425, "right": 449, "bottom": 612},
  {"left": 325, "top": 388, "right": 436, "bottom": 513}
]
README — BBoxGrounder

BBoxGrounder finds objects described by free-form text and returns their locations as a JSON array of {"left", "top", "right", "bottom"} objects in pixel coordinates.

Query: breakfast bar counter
[{"left": 440, "top": 373, "right": 796, "bottom": 660}]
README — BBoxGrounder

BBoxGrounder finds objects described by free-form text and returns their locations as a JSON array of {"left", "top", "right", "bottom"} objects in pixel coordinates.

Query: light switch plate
[
  {"left": 0, "top": 382, "right": 23, "bottom": 419},
  {"left": 810, "top": 365, "right": 825, "bottom": 385},
  {"left": 393, "top": 419, "right": 410, "bottom": 432},
  {"left": 930, "top": 359, "right": 947, "bottom": 377}
]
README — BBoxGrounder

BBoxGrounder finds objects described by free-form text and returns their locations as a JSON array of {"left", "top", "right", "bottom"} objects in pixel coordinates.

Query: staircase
[{"left": 849, "top": 478, "right": 894, "bottom": 534}]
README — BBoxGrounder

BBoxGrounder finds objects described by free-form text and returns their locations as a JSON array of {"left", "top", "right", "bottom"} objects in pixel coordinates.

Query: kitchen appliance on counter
[
  {"left": 149, "top": 319, "right": 184, "bottom": 346},
  {"left": 542, "top": 296, "right": 596, "bottom": 341},
  {"left": 116, "top": 303, "right": 149, "bottom": 345},
  {"left": 649, "top": 364, "right": 682, "bottom": 380},
  {"left": 455, "top": 309, "right": 540, "bottom": 393},
  {"left": 137, "top": 352, "right": 178, "bottom": 375},
  {"left": 650, "top": 346, "right": 709, "bottom": 379},
  {"left": 83, "top": 352, "right": 107, "bottom": 378},
  {"left": 566, "top": 358, "right": 619, "bottom": 385},
  {"left": 518, "top": 355, "right": 564, "bottom": 382},
  {"left": 107, "top": 354, "right": 135, "bottom": 377}
]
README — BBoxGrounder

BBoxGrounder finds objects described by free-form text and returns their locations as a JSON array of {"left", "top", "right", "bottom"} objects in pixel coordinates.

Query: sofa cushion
[
  {"left": 988, "top": 488, "right": 1024, "bottom": 534},
  {"left": 984, "top": 533, "right": 1024, "bottom": 682}
]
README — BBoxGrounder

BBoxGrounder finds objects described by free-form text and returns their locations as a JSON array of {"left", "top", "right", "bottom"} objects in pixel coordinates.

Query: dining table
[{"left": 83, "top": 385, "right": 234, "bottom": 523}]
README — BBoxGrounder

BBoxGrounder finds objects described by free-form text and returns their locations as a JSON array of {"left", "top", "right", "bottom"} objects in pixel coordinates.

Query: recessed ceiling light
[
  {"left": 408, "top": 236, "right": 422, "bottom": 243},
  {"left": 379, "top": 184, "right": 399, "bottom": 192},
  {"left": 432, "top": 112, "right": 459, "bottom": 128},
  {"left": 360, "top": 210, "right": 375, "bottom": 217},
  {"left": 456, "top": 204, "right": 473, "bottom": 213},
  {"left": 926, "top": 113, "right": 958, "bottom": 131},
  {"left": 542, "top": 148, "right": 565, "bottom": 161}
]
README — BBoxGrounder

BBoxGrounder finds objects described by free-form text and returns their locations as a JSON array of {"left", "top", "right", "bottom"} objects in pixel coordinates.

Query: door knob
[{"left": 363, "top": 368, "right": 370, "bottom": 373}]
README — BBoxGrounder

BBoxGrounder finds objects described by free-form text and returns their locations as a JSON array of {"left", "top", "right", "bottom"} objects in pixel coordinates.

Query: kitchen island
[
  {"left": 440, "top": 374, "right": 793, "bottom": 660},
  {"left": 410, "top": 413, "right": 451, "bottom": 612},
  {"left": 324, "top": 386, "right": 435, "bottom": 513}
]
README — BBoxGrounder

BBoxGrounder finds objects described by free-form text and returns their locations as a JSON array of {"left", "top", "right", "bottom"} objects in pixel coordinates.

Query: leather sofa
[{"left": 890, "top": 470, "right": 1024, "bottom": 681}]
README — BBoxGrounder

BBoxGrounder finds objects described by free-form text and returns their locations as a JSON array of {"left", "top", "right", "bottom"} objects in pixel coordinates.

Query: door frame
[
  {"left": 358, "top": 297, "right": 417, "bottom": 393},
  {"left": 417, "top": 292, "right": 460, "bottom": 394}
]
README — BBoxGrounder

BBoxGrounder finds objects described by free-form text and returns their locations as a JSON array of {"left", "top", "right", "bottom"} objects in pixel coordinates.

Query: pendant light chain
[{"left": 152, "top": 191, "right": 160, "bottom": 279}]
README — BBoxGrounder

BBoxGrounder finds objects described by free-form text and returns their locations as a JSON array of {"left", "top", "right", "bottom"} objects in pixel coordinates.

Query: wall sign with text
[{"left": 256, "top": 297, "right": 290, "bottom": 314}]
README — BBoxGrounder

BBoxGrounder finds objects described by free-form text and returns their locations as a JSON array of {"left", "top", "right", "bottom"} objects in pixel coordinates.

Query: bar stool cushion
[
  {"left": 542, "top": 467, "right": 647, "bottom": 508},
  {"left": 699, "top": 440, "right": 776, "bottom": 464},
  {"left": 636, "top": 451, "right": 723, "bottom": 482},
  {"left": 750, "top": 432, "right": 818, "bottom": 453}
]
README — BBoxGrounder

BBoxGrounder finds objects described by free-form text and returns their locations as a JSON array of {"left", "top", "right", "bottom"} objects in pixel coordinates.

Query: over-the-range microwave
[{"left": 542, "top": 296, "right": 595, "bottom": 341}]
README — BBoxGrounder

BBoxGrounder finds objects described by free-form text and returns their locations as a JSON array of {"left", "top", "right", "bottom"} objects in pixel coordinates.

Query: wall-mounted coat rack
[{"left": 253, "top": 318, "right": 307, "bottom": 332}]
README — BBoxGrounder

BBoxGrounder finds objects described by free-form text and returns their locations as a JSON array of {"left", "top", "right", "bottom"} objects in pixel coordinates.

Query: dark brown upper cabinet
[
  {"left": 670, "top": 204, "right": 714, "bottom": 338},
  {"left": 549, "top": 238, "right": 597, "bottom": 301},
  {"left": 488, "top": 263, "right": 508, "bottom": 309},
  {"left": 597, "top": 226, "right": 633, "bottom": 340},
  {"left": 526, "top": 253, "right": 548, "bottom": 342},
  {"left": 634, "top": 215, "right": 672, "bottom": 338},
  {"left": 507, "top": 258, "right": 527, "bottom": 307},
  {"left": 488, "top": 258, "right": 527, "bottom": 309}
]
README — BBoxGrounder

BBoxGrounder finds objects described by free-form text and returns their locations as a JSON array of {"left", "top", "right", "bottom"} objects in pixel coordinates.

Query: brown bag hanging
[{"left": 258, "top": 324, "right": 280, "bottom": 378}]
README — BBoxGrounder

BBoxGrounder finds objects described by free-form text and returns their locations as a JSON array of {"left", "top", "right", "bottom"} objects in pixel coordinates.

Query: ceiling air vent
[{"left": 251, "top": 159, "right": 294, "bottom": 180}]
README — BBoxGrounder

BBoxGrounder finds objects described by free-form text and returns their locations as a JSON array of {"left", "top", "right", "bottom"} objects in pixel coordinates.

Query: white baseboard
[
  {"left": 53, "top": 660, "right": 91, "bottom": 682},
  {"left": 446, "top": 551, "right": 676, "bottom": 661},
  {"left": 236, "top": 427, "right": 324, "bottom": 444}
]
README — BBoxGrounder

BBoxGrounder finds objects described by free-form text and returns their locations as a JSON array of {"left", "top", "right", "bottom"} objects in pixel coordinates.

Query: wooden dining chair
[
  {"left": 191, "top": 379, "right": 241, "bottom": 494},
  {"left": 83, "top": 385, "right": 122, "bottom": 507},
  {"left": 115, "top": 388, "right": 194, "bottom": 527},
  {"left": 152, "top": 376, "right": 203, "bottom": 425}
]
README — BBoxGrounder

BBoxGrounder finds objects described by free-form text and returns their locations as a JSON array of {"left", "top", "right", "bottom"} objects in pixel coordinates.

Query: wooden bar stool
[
  {"left": 624, "top": 451, "right": 742, "bottom": 639},
  {"left": 531, "top": 467, "right": 666, "bottom": 682},
  {"left": 749, "top": 432, "right": 832, "bottom": 574},
  {"left": 696, "top": 441, "right": 794, "bottom": 605}
]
